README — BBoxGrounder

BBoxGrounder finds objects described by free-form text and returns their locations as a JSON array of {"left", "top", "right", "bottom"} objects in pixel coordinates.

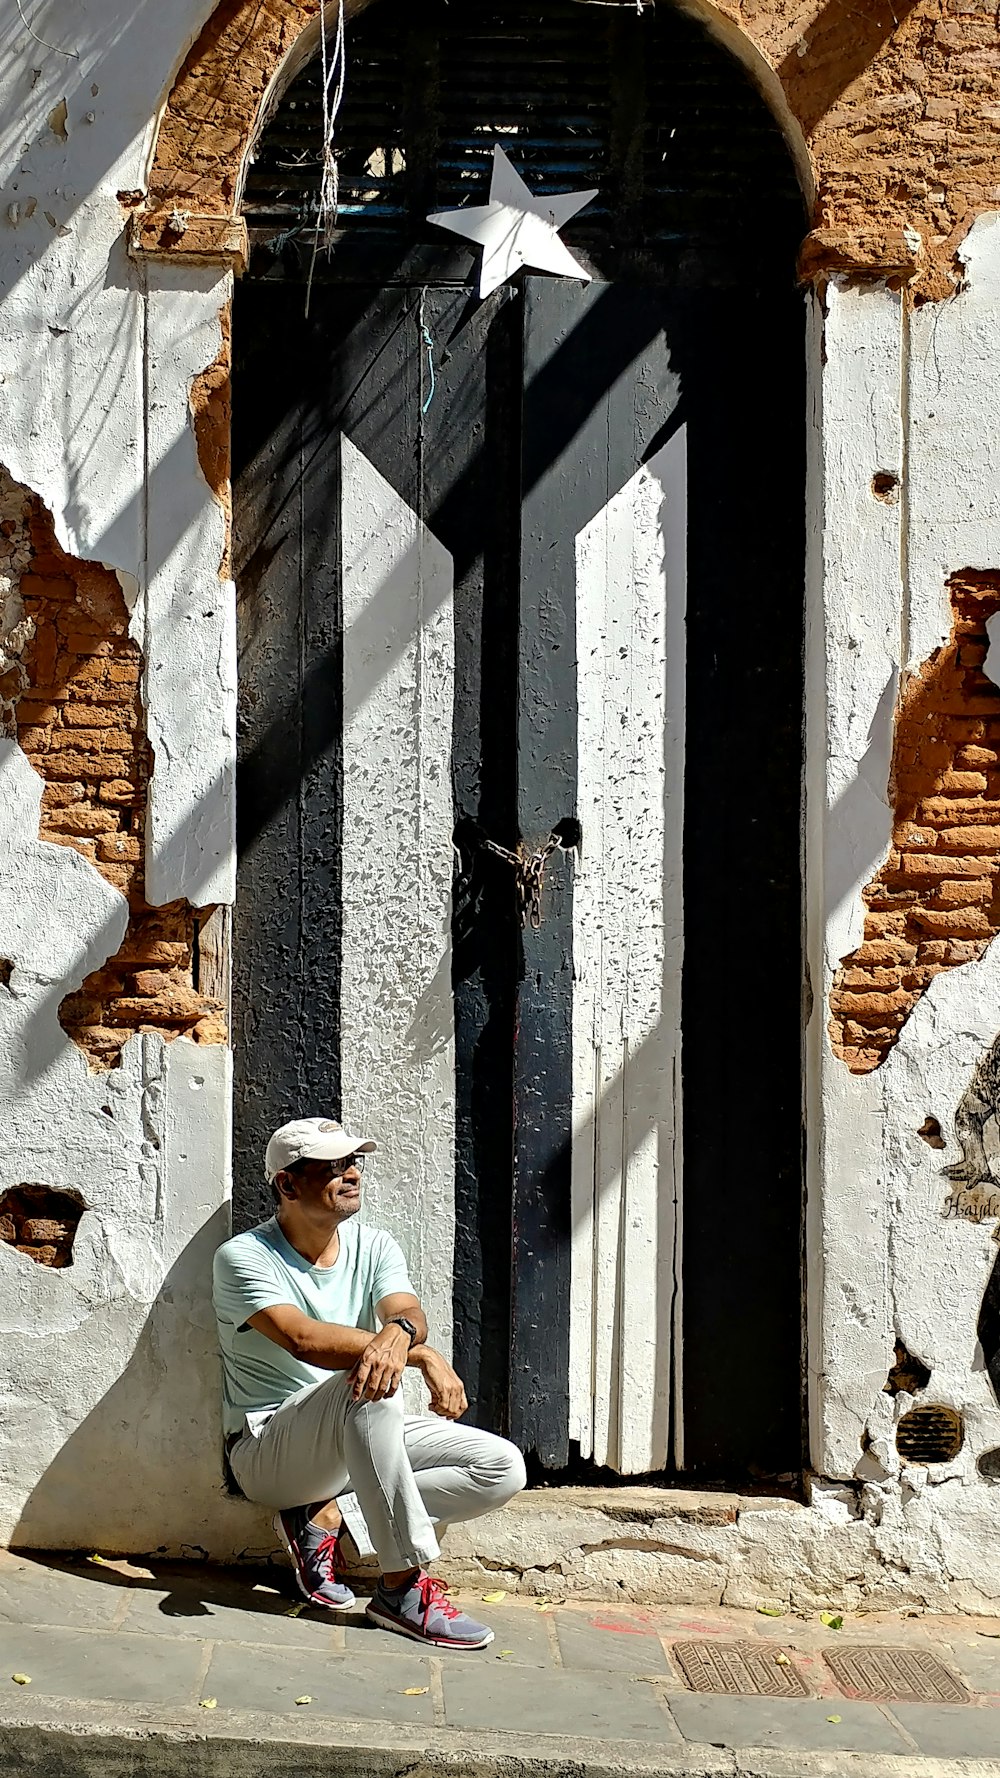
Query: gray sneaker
[
  {"left": 367, "top": 1571, "right": 494, "bottom": 1648},
  {"left": 274, "top": 1507, "right": 356, "bottom": 1610}
]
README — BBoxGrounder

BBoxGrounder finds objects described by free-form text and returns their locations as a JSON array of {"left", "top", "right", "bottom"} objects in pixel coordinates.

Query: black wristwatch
[{"left": 387, "top": 1315, "right": 418, "bottom": 1347}]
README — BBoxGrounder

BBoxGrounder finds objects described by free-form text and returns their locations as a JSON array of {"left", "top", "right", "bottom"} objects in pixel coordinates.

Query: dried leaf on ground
[
  {"left": 827, "top": 1714, "right": 842, "bottom": 1724},
  {"left": 295, "top": 1695, "right": 312, "bottom": 1705},
  {"left": 403, "top": 1686, "right": 429, "bottom": 1696},
  {"left": 481, "top": 1590, "right": 507, "bottom": 1603},
  {"left": 774, "top": 1653, "right": 790, "bottom": 1665},
  {"left": 285, "top": 1603, "right": 304, "bottom": 1617},
  {"left": 10, "top": 1675, "right": 30, "bottom": 1686},
  {"left": 199, "top": 1698, "right": 217, "bottom": 1709},
  {"left": 756, "top": 1605, "right": 784, "bottom": 1617},
  {"left": 820, "top": 1612, "right": 843, "bottom": 1630}
]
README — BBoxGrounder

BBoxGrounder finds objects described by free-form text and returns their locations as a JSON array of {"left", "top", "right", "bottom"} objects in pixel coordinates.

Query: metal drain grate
[
  {"left": 672, "top": 1640, "right": 808, "bottom": 1698},
  {"left": 823, "top": 1646, "right": 970, "bottom": 1704}
]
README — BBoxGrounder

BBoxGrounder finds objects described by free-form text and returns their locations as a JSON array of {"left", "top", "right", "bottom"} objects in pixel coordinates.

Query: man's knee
[
  {"left": 474, "top": 1435, "right": 527, "bottom": 1505},
  {"left": 346, "top": 1389, "right": 405, "bottom": 1442}
]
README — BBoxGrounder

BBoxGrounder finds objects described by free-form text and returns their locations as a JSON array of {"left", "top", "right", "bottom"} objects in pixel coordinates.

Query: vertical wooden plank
[
  {"left": 232, "top": 281, "right": 334, "bottom": 1232},
  {"left": 678, "top": 286, "right": 805, "bottom": 1477},
  {"left": 338, "top": 432, "right": 457, "bottom": 1361},
  {"left": 196, "top": 905, "right": 231, "bottom": 1020},
  {"left": 571, "top": 428, "right": 686, "bottom": 1474},
  {"left": 420, "top": 287, "right": 522, "bottom": 1434},
  {"left": 621, "top": 429, "right": 686, "bottom": 1474},
  {"left": 515, "top": 278, "right": 677, "bottom": 1465}
]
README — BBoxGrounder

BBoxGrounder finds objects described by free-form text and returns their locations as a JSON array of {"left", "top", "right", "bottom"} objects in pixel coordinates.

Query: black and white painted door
[
  {"left": 235, "top": 275, "right": 685, "bottom": 1473},
  {"left": 233, "top": 0, "right": 807, "bottom": 1482}
]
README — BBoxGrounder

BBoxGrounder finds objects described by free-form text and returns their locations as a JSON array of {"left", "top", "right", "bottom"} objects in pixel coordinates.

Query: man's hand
[
  {"left": 412, "top": 1346, "right": 468, "bottom": 1420},
  {"left": 350, "top": 1323, "right": 411, "bottom": 1403}
]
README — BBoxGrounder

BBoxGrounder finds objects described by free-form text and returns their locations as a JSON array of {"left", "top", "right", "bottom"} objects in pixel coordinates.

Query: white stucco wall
[
  {"left": 0, "top": 0, "right": 259, "bottom": 1554},
  {"left": 807, "top": 222, "right": 1000, "bottom": 1602},
  {"left": 1, "top": 0, "right": 1000, "bottom": 1599}
]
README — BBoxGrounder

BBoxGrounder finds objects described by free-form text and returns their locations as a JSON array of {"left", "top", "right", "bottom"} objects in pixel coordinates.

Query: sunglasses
[
  {"left": 327, "top": 1153, "right": 366, "bottom": 1176},
  {"left": 289, "top": 1153, "right": 366, "bottom": 1180}
]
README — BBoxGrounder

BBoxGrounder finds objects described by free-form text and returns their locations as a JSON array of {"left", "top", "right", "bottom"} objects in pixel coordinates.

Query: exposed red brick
[
  {"left": 830, "top": 569, "right": 1000, "bottom": 1072},
  {"left": 0, "top": 1184, "right": 85, "bottom": 1268},
  {"left": 0, "top": 470, "right": 226, "bottom": 1070}
]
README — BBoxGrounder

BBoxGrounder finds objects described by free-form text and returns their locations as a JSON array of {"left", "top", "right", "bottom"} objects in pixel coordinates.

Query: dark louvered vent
[{"left": 243, "top": 0, "right": 804, "bottom": 285}]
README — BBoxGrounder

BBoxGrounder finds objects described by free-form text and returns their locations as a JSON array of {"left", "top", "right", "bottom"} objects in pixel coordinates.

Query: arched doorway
[{"left": 232, "top": 0, "right": 807, "bottom": 1483}]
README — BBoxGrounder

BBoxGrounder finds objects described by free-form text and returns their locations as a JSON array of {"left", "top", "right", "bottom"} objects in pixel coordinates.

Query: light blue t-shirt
[{"left": 213, "top": 1216, "right": 413, "bottom": 1435}]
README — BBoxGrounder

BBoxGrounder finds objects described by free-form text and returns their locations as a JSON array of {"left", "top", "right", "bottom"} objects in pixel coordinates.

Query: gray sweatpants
[{"left": 229, "top": 1373, "right": 527, "bottom": 1571}]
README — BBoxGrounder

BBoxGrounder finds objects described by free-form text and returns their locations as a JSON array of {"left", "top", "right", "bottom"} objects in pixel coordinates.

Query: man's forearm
[{"left": 282, "top": 1322, "right": 409, "bottom": 1369}]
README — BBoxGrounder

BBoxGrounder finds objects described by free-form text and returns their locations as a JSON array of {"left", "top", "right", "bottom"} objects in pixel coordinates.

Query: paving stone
[
  {"left": 555, "top": 1611, "right": 672, "bottom": 1675},
  {"left": 0, "top": 1622, "right": 204, "bottom": 1706},
  {"left": 342, "top": 1615, "right": 455, "bottom": 1659},
  {"left": 122, "top": 1578, "right": 343, "bottom": 1650},
  {"left": 0, "top": 1557, "right": 124, "bottom": 1630},
  {"left": 203, "top": 1640, "right": 435, "bottom": 1720},
  {"left": 442, "top": 1662, "right": 678, "bottom": 1741},
  {"left": 890, "top": 1700, "right": 1000, "bottom": 1757},
  {"left": 667, "top": 1691, "right": 909, "bottom": 1754},
  {"left": 345, "top": 1604, "right": 554, "bottom": 1666},
  {"left": 942, "top": 1636, "right": 1000, "bottom": 1694}
]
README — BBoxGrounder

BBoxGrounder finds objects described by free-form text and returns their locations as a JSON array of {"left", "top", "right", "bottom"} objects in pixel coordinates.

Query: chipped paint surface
[
  {"left": 0, "top": 0, "right": 249, "bottom": 1553},
  {"left": 811, "top": 221, "right": 1000, "bottom": 1562},
  {"left": 0, "top": 0, "right": 1000, "bottom": 1601}
]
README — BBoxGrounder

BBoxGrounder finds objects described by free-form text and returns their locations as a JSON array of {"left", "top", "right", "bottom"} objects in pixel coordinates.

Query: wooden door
[{"left": 234, "top": 256, "right": 804, "bottom": 1480}]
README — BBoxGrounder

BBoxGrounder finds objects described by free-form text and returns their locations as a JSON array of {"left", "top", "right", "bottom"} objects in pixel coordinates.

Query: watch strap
[{"left": 388, "top": 1315, "right": 417, "bottom": 1346}]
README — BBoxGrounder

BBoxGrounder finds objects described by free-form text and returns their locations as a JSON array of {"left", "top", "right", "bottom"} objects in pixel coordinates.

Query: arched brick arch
[{"left": 134, "top": 0, "right": 1000, "bottom": 302}]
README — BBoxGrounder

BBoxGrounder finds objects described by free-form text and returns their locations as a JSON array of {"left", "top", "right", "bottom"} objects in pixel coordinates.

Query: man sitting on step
[{"left": 213, "top": 1116, "right": 526, "bottom": 1649}]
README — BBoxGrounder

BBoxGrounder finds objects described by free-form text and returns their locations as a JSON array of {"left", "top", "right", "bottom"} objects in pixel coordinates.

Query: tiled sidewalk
[{"left": 2, "top": 1547, "right": 1000, "bottom": 1773}]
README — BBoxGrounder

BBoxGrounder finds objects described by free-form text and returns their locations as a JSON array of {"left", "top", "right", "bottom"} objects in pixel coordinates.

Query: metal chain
[{"left": 477, "top": 831, "right": 563, "bottom": 929}]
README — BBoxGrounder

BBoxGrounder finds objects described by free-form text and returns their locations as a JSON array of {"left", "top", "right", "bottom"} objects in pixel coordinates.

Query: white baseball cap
[{"left": 265, "top": 1116, "right": 377, "bottom": 1183}]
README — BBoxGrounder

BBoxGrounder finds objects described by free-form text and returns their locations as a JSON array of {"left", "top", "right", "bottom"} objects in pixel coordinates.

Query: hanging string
[
  {"left": 14, "top": 0, "right": 79, "bottom": 56},
  {"left": 420, "top": 322, "right": 436, "bottom": 415},
  {"left": 305, "top": 0, "right": 348, "bottom": 316}
]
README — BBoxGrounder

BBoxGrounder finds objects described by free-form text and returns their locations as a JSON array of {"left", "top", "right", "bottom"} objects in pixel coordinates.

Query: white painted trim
[
  {"left": 570, "top": 427, "right": 686, "bottom": 1474},
  {"left": 337, "top": 435, "right": 457, "bottom": 1362}
]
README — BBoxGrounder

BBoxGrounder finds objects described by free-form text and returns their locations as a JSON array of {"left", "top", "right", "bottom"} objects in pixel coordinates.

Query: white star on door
[{"left": 427, "top": 145, "right": 597, "bottom": 300}]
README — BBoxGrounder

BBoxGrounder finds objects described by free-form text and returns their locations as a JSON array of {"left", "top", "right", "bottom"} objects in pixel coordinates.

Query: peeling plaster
[
  {"left": 2, "top": 0, "right": 1000, "bottom": 1593},
  {"left": 0, "top": 1, "right": 242, "bottom": 1554}
]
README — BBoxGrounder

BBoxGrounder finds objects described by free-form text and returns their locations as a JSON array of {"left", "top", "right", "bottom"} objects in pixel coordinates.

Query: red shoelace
[
  {"left": 313, "top": 1531, "right": 344, "bottom": 1578},
  {"left": 416, "top": 1573, "right": 460, "bottom": 1622}
]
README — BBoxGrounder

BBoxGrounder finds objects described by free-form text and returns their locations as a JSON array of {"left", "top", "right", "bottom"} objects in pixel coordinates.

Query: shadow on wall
[{"left": 9, "top": 1208, "right": 265, "bottom": 1556}]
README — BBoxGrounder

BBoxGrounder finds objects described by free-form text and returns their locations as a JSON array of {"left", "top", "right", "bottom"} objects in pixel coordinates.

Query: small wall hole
[
  {"left": 918, "top": 1116, "right": 946, "bottom": 1149},
  {"left": 551, "top": 816, "right": 582, "bottom": 851},
  {"left": 872, "top": 470, "right": 900, "bottom": 503},
  {"left": 0, "top": 1184, "right": 86, "bottom": 1269},
  {"left": 977, "top": 1447, "right": 1000, "bottom": 1480},
  {"left": 884, "top": 1341, "right": 932, "bottom": 1397}
]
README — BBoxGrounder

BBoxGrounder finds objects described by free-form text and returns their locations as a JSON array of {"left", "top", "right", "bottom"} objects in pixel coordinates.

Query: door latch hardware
[{"left": 466, "top": 818, "right": 581, "bottom": 928}]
